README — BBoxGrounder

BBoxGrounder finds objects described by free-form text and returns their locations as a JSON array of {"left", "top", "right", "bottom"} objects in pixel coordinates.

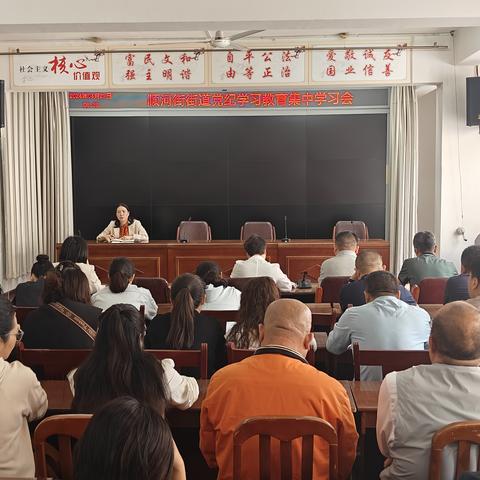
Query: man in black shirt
[{"left": 340, "top": 250, "right": 416, "bottom": 312}]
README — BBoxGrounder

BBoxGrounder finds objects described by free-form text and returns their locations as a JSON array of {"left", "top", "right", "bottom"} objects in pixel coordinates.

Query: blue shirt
[
  {"left": 326, "top": 296, "right": 431, "bottom": 380},
  {"left": 443, "top": 273, "right": 470, "bottom": 303},
  {"left": 339, "top": 275, "right": 416, "bottom": 311}
]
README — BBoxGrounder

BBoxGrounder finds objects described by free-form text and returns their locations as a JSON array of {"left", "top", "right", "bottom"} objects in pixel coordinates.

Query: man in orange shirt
[{"left": 200, "top": 299, "right": 358, "bottom": 480}]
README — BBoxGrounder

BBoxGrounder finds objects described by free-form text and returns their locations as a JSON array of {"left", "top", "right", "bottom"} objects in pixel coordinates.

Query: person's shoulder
[{"left": 6, "top": 360, "right": 39, "bottom": 385}]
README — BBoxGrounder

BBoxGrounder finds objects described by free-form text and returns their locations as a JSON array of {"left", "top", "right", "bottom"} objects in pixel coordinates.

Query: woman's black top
[
  {"left": 14, "top": 279, "right": 45, "bottom": 307},
  {"left": 145, "top": 311, "right": 226, "bottom": 377},
  {"left": 22, "top": 299, "right": 101, "bottom": 349}
]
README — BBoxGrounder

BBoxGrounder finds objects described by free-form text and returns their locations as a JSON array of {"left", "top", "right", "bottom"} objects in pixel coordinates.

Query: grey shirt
[{"left": 398, "top": 253, "right": 458, "bottom": 286}]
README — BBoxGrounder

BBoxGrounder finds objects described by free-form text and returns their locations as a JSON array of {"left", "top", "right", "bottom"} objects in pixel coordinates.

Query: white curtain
[
  {"left": 388, "top": 86, "right": 419, "bottom": 275},
  {"left": 1, "top": 91, "right": 73, "bottom": 282}
]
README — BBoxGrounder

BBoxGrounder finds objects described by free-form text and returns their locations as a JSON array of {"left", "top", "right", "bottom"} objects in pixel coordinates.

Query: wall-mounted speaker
[
  {"left": 466, "top": 76, "right": 480, "bottom": 126},
  {"left": 0, "top": 80, "right": 4, "bottom": 128}
]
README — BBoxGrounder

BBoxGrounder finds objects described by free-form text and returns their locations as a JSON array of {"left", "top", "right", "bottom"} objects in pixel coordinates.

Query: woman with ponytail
[
  {"left": 92, "top": 257, "right": 158, "bottom": 320},
  {"left": 22, "top": 261, "right": 101, "bottom": 349},
  {"left": 14, "top": 254, "right": 54, "bottom": 306},
  {"left": 71, "top": 304, "right": 198, "bottom": 414},
  {"left": 145, "top": 273, "right": 226, "bottom": 377},
  {"left": 195, "top": 261, "right": 241, "bottom": 310}
]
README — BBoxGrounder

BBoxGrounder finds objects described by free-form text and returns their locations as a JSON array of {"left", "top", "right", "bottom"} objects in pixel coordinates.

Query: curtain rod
[{"left": 0, "top": 43, "right": 448, "bottom": 56}]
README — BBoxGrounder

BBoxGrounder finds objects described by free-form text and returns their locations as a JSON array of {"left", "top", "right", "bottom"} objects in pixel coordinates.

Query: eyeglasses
[{"left": 8, "top": 329, "right": 24, "bottom": 342}]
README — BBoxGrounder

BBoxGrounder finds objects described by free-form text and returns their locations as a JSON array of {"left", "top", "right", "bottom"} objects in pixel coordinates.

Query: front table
[{"left": 56, "top": 239, "right": 390, "bottom": 283}]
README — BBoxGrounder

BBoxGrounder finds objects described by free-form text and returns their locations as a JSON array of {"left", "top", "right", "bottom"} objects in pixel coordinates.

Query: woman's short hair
[
  {"left": 243, "top": 234, "right": 266, "bottom": 257},
  {"left": 109, "top": 257, "right": 135, "bottom": 293},
  {"left": 166, "top": 273, "right": 205, "bottom": 349},
  {"left": 42, "top": 261, "right": 91, "bottom": 304},
  {"left": 195, "top": 261, "right": 227, "bottom": 288},
  {"left": 72, "top": 304, "right": 167, "bottom": 414},
  {"left": 31, "top": 254, "right": 54, "bottom": 278},
  {"left": 74, "top": 396, "right": 174, "bottom": 480},
  {"left": 59, "top": 236, "right": 88, "bottom": 264},
  {"left": 0, "top": 297, "right": 15, "bottom": 343},
  {"left": 226, "top": 277, "right": 280, "bottom": 349},
  {"left": 113, "top": 203, "right": 134, "bottom": 228}
]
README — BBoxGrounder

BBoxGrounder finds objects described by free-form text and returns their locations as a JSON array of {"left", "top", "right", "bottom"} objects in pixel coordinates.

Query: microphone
[{"left": 282, "top": 216, "right": 290, "bottom": 243}]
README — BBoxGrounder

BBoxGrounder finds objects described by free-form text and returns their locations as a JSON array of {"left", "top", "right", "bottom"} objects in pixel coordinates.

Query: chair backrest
[
  {"left": 227, "top": 277, "right": 256, "bottom": 292},
  {"left": 133, "top": 276, "right": 171, "bottom": 303},
  {"left": 19, "top": 344, "right": 91, "bottom": 380},
  {"left": 15, "top": 306, "right": 37, "bottom": 325},
  {"left": 233, "top": 416, "right": 338, "bottom": 480},
  {"left": 34, "top": 414, "right": 92, "bottom": 480},
  {"left": 352, "top": 342, "right": 431, "bottom": 380},
  {"left": 310, "top": 306, "right": 339, "bottom": 333},
  {"left": 176, "top": 221, "right": 212, "bottom": 242},
  {"left": 316, "top": 276, "right": 350, "bottom": 305},
  {"left": 147, "top": 342, "right": 208, "bottom": 379},
  {"left": 240, "top": 222, "right": 276, "bottom": 241},
  {"left": 227, "top": 342, "right": 316, "bottom": 367},
  {"left": 333, "top": 220, "right": 369, "bottom": 240},
  {"left": 203, "top": 310, "right": 239, "bottom": 333},
  {"left": 429, "top": 421, "right": 480, "bottom": 480},
  {"left": 417, "top": 277, "right": 449, "bottom": 304}
]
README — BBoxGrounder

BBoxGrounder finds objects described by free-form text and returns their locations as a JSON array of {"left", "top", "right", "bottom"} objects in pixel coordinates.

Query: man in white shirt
[
  {"left": 377, "top": 301, "right": 480, "bottom": 480},
  {"left": 230, "top": 235, "right": 295, "bottom": 292},
  {"left": 318, "top": 231, "right": 359, "bottom": 284},
  {"left": 326, "top": 270, "right": 430, "bottom": 380}
]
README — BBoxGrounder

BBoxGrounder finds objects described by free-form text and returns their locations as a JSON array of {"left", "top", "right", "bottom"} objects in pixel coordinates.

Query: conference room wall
[{"left": 412, "top": 36, "right": 480, "bottom": 269}]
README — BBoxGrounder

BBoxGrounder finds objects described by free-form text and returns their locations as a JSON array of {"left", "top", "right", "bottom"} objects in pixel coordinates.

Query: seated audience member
[
  {"left": 74, "top": 396, "right": 186, "bottom": 480},
  {"left": 445, "top": 245, "right": 480, "bottom": 303},
  {"left": 377, "top": 302, "right": 480, "bottom": 479},
  {"left": 14, "top": 254, "right": 53, "bottom": 306},
  {"left": 22, "top": 262, "right": 101, "bottom": 349},
  {"left": 230, "top": 234, "right": 295, "bottom": 292},
  {"left": 467, "top": 256, "right": 480, "bottom": 310},
  {"left": 318, "top": 231, "right": 359, "bottom": 284},
  {"left": 0, "top": 297, "right": 48, "bottom": 478},
  {"left": 71, "top": 304, "right": 198, "bottom": 413},
  {"left": 145, "top": 273, "right": 226, "bottom": 377},
  {"left": 340, "top": 250, "right": 416, "bottom": 311},
  {"left": 92, "top": 257, "right": 158, "bottom": 320},
  {"left": 225, "top": 276, "right": 279, "bottom": 349},
  {"left": 200, "top": 299, "right": 358, "bottom": 479},
  {"left": 326, "top": 271, "right": 430, "bottom": 380},
  {"left": 398, "top": 231, "right": 457, "bottom": 286},
  {"left": 195, "top": 261, "right": 241, "bottom": 310},
  {"left": 56, "top": 235, "right": 102, "bottom": 294}
]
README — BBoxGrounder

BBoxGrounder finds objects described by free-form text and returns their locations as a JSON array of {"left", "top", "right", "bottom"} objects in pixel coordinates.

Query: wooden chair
[
  {"left": 227, "top": 342, "right": 316, "bottom": 367},
  {"left": 14, "top": 305, "right": 37, "bottom": 325},
  {"left": 416, "top": 278, "right": 449, "bottom": 304},
  {"left": 227, "top": 277, "right": 256, "bottom": 291},
  {"left": 176, "top": 221, "right": 212, "bottom": 242},
  {"left": 34, "top": 414, "right": 92, "bottom": 480},
  {"left": 310, "top": 306, "right": 338, "bottom": 333},
  {"left": 429, "top": 421, "right": 480, "bottom": 480},
  {"left": 315, "top": 276, "right": 350, "bottom": 305},
  {"left": 240, "top": 222, "right": 276, "bottom": 241},
  {"left": 133, "top": 277, "right": 171, "bottom": 303},
  {"left": 233, "top": 416, "right": 338, "bottom": 480},
  {"left": 147, "top": 342, "right": 208, "bottom": 379},
  {"left": 352, "top": 342, "right": 431, "bottom": 380},
  {"left": 411, "top": 284, "right": 420, "bottom": 303},
  {"left": 203, "top": 310, "right": 239, "bottom": 333},
  {"left": 18, "top": 344, "right": 91, "bottom": 380},
  {"left": 333, "top": 220, "right": 369, "bottom": 240}
]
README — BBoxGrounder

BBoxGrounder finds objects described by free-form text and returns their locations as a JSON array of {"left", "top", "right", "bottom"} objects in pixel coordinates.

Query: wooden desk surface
[
  {"left": 349, "top": 380, "right": 381, "bottom": 413},
  {"left": 41, "top": 379, "right": 208, "bottom": 413}
]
